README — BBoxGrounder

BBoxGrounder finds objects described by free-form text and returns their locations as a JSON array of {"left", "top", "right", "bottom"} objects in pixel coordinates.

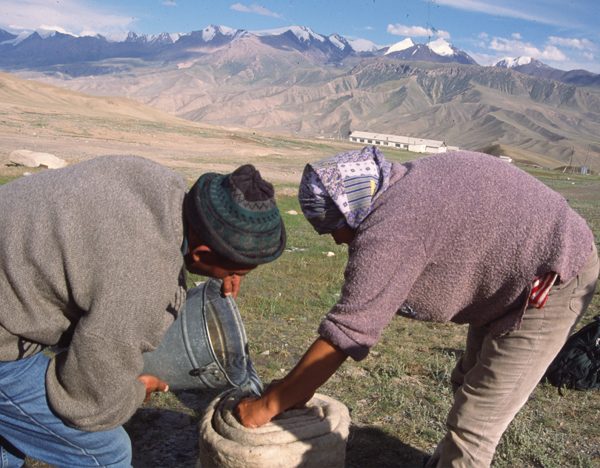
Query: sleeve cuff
[{"left": 318, "top": 320, "right": 370, "bottom": 361}]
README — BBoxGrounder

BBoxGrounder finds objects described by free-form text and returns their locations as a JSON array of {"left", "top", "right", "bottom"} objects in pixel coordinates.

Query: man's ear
[{"left": 190, "top": 244, "right": 212, "bottom": 263}]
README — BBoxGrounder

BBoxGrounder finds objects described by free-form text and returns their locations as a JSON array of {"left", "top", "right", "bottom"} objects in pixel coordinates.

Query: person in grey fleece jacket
[
  {"left": 236, "top": 147, "right": 598, "bottom": 468},
  {"left": 0, "top": 155, "right": 285, "bottom": 467}
]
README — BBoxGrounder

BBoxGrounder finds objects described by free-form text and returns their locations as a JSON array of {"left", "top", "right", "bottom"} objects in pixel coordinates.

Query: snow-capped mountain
[
  {"left": 175, "top": 24, "right": 247, "bottom": 48},
  {"left": 200, "top": 25, "right": 239, "bottom": 41},
  {"left": 12, "top": 23, "right": 600, "bottom": 81},
  {"left": 493, "top": 56, "right": 600, "bottom": 87},
  {"left": 125, "top": 31, "right": 176, "bottom": 45},
  {"left": 494, "top": 56, "right": 539, "bottom": 69},
  {"left": 2, "top": 24, "right": 598, "bottom": 83},
  {"left": 0, "top": 24, "right": 481, "bottom": 69},
  {"left": 328, "top": 34, "right": 351, "bottom": 51},
  {"left": 428, "top": 37, "right": 454, "bottom": 56},
  {"left": 383, "top": 37, "right": 477, "bottom": 65},
  {"left": 385, "top": 38, "right": 414, "bottom": 55},
  {"left": 253, "top": 26, "right": 353, "bottom": 62},
  {"left": 254, "top": 25, "right": 324, "bottom": 43},
  {"left": 347, "top": 37, "right": 380, "bottom": 53}
]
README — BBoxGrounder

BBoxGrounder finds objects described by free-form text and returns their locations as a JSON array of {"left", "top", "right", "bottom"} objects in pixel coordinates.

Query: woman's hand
[
  {"left": 235, "top": 396, "right": 275, "bottom": 428},
  {"left": 235, "top": 338, "right": 348, "bottom": 429},
  {"left": 264, "top": 379, "right": 312, "bottom": 409},
  {"left": 235, "top": 379, "right": 313, "bottom": 429},
  {"left": 137, "top": 374, "right": 169, "bottom": 402}
]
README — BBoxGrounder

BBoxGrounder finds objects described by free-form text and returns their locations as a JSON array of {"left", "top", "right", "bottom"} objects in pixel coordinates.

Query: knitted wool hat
[{"left": 184, "top": 164, "right": 286, "bottom": 266}]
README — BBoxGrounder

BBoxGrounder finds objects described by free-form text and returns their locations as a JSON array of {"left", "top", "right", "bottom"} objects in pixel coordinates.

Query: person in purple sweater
[{"left": 237, "top": 146, "right": 599, "bottom": 467}]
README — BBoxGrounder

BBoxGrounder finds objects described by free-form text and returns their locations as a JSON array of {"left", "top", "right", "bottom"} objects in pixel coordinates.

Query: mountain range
[
  {"left": 1, "top": 25, "right": 598, "bottom": 85},
  {"left": 493, "top": 56, "right": 600, "bottom": 88},
  {"left": 1, "top": 24, "right": 599, "bottom": 170}
]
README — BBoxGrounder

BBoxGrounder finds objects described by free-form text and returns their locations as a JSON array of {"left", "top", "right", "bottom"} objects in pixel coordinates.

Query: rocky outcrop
[{"left": 8, "top": 150, "right": 67, "bottom": 169}]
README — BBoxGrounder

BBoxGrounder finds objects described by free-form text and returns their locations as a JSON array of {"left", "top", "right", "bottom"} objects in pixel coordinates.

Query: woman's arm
[{"left": 236, "top": 337, "right": 348, "bottom": 428}]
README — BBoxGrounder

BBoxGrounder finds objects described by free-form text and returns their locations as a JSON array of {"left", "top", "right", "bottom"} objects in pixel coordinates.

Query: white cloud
[
  {"left": 474, "top": 32, "right": 489, "bottom": 48},
  {"left": 511, "top": 32, "right": 521, "bottom": 40},
  {"left": 0, "top": 0, "right": 134, "bottom": 39},
  {"left": 539, "top": 45, "right": 567, "bottom": 61},
  {"left": 466, "top": 51, "right": 498, "bottom": 66},
  {"left": 548, "top": 36, "right": 594, "bottom": 51},
  {"left": 38, "top": 25, "right": 74, "bottom": 35},
  {"left": 387, "top": 23, "right": 450, "bottom": 39},
  {"left": 387, "top": 24, "right": 429, "bottom": 37},
  {"left": 432, "top": 0, "right": 569, "bottom": 27},
  {"left": 434, "top": 29, "right": 451, "bottom": 40},
  {"left": 230, "top": 3, "right": 282, "bottom": 18},
  {"left": 474, "top": 31, "right": 600, "bottom": 71},
  {"left": 162, "top": 0, "right": 177, "bottom": 6},
  {"left": 489, "top": 36, "right": 566, "bottom": 61}
]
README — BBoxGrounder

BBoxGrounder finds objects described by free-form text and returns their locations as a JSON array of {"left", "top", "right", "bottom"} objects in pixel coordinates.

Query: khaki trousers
[{"left": 427, "top": 244, "right": 599, "bottom": 468}]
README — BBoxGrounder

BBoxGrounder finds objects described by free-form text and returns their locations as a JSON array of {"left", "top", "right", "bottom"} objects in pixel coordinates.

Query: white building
[{"left": 349, "top": 131, "right": 457, "bottom": 154}]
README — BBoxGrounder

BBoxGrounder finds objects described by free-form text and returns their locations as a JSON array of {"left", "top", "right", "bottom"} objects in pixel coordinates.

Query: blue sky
[{"left": 1, "top": 0, "right": 599, "bottom": 72}]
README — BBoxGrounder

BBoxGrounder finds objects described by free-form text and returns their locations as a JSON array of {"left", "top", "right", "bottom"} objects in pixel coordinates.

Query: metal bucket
[{"left": 142, "top": 278, "right": 262, "bottom": 395}]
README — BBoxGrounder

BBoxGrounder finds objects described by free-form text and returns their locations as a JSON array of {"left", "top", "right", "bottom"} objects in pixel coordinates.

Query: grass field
[{"left": 2, "top": 159, "right": 599, "bottom": 467}]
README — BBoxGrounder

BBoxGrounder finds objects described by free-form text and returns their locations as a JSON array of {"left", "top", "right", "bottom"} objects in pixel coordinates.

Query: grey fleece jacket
[
  {"left": 0, "top": 156, "right": 187, "bottom": 431},
  {"left": 319, "top": 151, "right": 595, "bottom": 361}
]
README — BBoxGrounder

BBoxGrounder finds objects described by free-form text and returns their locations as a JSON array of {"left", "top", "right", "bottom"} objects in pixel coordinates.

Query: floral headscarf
[{"left": 298, "top": 146, "right": 392, "bottom": 234}]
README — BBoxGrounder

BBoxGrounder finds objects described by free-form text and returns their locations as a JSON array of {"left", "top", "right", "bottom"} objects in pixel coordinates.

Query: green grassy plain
[{"left": 2, "top": 161, "right": 598, "bottom": 467}]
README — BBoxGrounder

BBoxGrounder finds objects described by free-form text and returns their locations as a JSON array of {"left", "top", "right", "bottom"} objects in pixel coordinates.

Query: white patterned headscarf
[{"left": 298, "top": 146, "right": 392, "bottom": 234}]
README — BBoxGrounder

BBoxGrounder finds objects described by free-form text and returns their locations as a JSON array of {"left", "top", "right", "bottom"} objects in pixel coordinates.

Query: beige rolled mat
[{"left": 198, "top": 390, "right": 351, "bottom": 468}]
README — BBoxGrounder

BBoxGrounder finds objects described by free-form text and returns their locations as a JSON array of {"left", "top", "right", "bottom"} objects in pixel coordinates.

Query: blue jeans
[{"left": 0, "top": 352, "right": 132, "bottom": 468}]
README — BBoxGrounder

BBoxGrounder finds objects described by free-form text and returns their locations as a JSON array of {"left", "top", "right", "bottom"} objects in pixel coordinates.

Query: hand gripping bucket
[{"left": 142, "top": 278, "right": 262, "bottom": 395}]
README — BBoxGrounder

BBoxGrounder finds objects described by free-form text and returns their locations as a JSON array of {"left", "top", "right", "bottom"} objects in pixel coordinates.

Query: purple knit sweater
[{"left": 319, "top": 151, "right": 595, "bottom": 361}]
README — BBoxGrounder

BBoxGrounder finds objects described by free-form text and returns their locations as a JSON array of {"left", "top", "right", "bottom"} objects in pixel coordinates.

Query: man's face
[
  {"left": 184, "top": 248, "right": 256, "bottom": 298},
  {"left": 184, "top": 225, "right": 257, "bottom": 297},
  {"left": 184, "top": 250, "right": 255, "bottom": 279}
]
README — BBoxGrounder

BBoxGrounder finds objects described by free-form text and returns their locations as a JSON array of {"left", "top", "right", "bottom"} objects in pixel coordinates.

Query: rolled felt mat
[{"left": 198, "top": 390, "right": 351, "bottom": 468}]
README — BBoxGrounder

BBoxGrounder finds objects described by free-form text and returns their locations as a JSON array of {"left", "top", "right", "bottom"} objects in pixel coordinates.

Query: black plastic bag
[{"left": 545, "top": 315, "right": 600, "bottom": 391}]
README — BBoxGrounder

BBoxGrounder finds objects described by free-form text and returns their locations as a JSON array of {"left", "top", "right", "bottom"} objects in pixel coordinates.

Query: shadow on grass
[
  {"left": 125, "top": 389, "right": 220, "bottom": 468},
  {"left": 346, "top": 425, "right": 429, "bottom": 468},
  {"left": 126, "top": 391, "right": 429, "bottom": 468}
]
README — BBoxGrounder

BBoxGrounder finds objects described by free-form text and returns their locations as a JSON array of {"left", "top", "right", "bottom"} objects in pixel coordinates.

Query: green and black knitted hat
[{"left": 184, "top": 164, "right": 286, "bottom": 266}]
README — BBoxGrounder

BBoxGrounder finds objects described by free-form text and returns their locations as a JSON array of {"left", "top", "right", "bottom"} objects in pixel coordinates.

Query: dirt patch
[{"left": 0, "top": 78, "right": 358, "bottom": 188}]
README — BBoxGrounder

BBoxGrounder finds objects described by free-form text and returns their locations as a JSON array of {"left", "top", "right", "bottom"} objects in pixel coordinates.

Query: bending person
[
  {"left": 236, "top": 146, "right": 598, "bottom": 468},
  {"left": 0, "top": 156, "right": 285, "bottom": 467}
]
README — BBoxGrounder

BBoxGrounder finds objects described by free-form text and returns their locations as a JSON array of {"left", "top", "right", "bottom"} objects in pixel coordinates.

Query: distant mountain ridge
[
  {"left": 0, "top": 24, "right": 478, "bottom": 69},
  {"left": 493, "top": 56, "right": 600, "bottom": 88},
  {"left": 0, "top": 29, "right": 16, "bottom": 43},
  {"left": 255, "top": 26, "right": 354, "bottom": 62},
  {"left": 2, "top": 24, "right": 597, "bottom": 86},
  {"left": 3, "top": 24, "right": 598, "bottom": 83}
]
